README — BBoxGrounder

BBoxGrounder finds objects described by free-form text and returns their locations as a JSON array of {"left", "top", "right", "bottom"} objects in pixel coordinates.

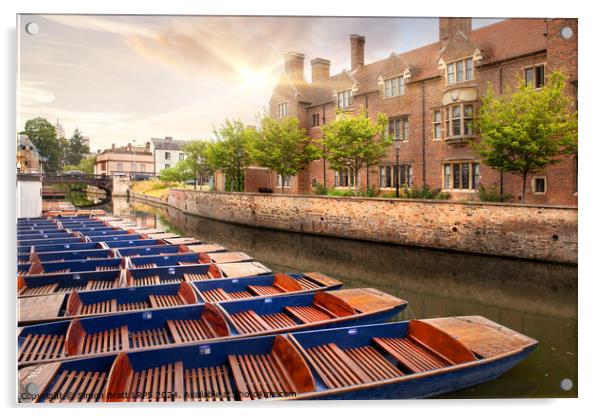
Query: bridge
[{"left": 42, "top": 173, "right": 114, "bottom": 196}]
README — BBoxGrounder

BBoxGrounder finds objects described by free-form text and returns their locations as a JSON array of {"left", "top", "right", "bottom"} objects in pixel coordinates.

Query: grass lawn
[{"left": 130, "top": 179, "right": 207, "bottom": 198}]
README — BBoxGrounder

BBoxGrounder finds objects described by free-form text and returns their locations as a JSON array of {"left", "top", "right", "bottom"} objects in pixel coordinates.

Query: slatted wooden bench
[
  {"left": 45, "top": 369, "right": 108, "bottom": 402},
  {"left": 183, "top": 273, "right": 211, "bottom": 282},
  {"left": 19, "top": 283, "right": 59, "bottom": 296},
  {"left": 105, "top": 353, "right": 184, "bottom": 402},
  {"left": 227, "top": 335, "right": 315, "bottom": 400},
  {"left": 19, "top": 333, "right": 66, "bottom": 364},
  {"left": 166, "top": 303, "right": 230, "bottom": 344},
  {"left": 197, "top": 288, "right": 232, "bottom": 303},
  {"left": 229, "top": 310, "right": 272, "bottom": 334},
  {"left": 184, "top": 365, "right": 234, "bottom": 401},
  {"left": 132, "top": 275, "right": 160, "bottom": 286},
  {"left": 38, "top": 268, "right": 71, "bottom": 275},
  {"left": 95, "top": 266, "right": 119, "bottom": 271},
  {"left": 304, "top": 343, "right": 374, "bottom": 388},
  {"left": 80, "top": 299, "right": 117, "bottom": 316},
  {"left": 80, "top": 327, "right": 129, "bottom": 355},
  {"left": 85, "top": 279, "right": 120, "bottom": 291},
  {"left": 177, "top": 261, "right": 200, "bottom": 266},
  {"left": 247, "top": 273, "right": 304, "bottom": 297},
  {"left": 284, "top": 305, "right": 335, "bottom": 324},
  {"left": 345, "top": 346, "right": 404, "bottom": 381},
  {"left": 116, "top": 301, "right": 150, "bottom": 312},
  {"left": 296, "top": 276, "right": 321, "bottom": 290},
  {"left": 260, "top": 313, "right": 296, "bottom": 330},
  {"left": 247, "top": 285, "right": 283, "bottom": 296},
  {"left": 148, "top": 282, "right": 198, "bottom": 309},
  {"left": 134, "top": 263, "right": 157, "bottom": 269},
  {"left": 130, "top": 328, "right": 171, "bottom": 349},
  {"left": 228, "top": 290, "right": 253, "bottom": 300},
  {"left": 372, "top": 337, "right": 449, "bottom": 373}
]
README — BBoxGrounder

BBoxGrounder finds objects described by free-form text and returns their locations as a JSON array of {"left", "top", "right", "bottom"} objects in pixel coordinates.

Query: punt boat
[
  {"left": 18, "top": 270, "right": 124, "bottom": 298},
  {"left": 104, "top": 239, "right": 169, "bottom": 248},
  {"left": 17, "top": 272, "right": 342, "bottom": 325},
  {"left": 115, "top": 245, "right": 192, "bottom": 258},
  {"left": 20, "top": 258, "right": 125, "bottom": 276},
  {"left": 17, "top": 287, "right": 401, "bottom": 367},
  {"left": 17, "top": 316, "right": 537, "bottom": 402},
  {"left": 20, "top": 242, "right": 106, "bottom": 255}
]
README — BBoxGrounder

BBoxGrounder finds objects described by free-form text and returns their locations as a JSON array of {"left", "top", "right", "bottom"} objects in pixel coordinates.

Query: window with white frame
[
  {"left": 379, "top": 165, "right": 413, "bottom": 188},
  {"left": 443, "top": 162, "right": 479, "bottom": 190},
  {"left": 433, "top": 110, "right": 442, "bottom": 139},
  {"left": 337, "top": 90, "right": 353, "bottom": 108},
  {"left": 446, "top": 57, "right": 474, "bottom": 85},
  {"left": 165, "top": 151, "right": 171, "bottom": 160},
  {"left": 388, "top": 117, "right": 409, "bottom": 141},
  {"left": 525, "top": 64, "right": 545, "bottom": 89},
  {"left": 445, "top": 103, "right": 474, "bottom": 138},
  {"left": 276, "top": 174, "right": 292, "bottom": 188},
  {"left": 384, "top": 76, "right": 405, "bottom": 98},
  {"left": 179, "top": 152, "right": 184, "bottom": 161},
  {"left": 277, "top": 102, "right": 289, "bottom": 119},
  {"left": 141, "top": 164, "right": 146, "bottom": 172},
  {"left": 116, "top": 162, "right": 123, "bottom": 171},
  {"left": 131, "top": 162, "right": 136, "bottom": 171},
  {"left": 334, "top": 169, "right": 355, "bottom": 187},
  {"left": 533, "top": 176, "right": 547, "bottom": 194}
]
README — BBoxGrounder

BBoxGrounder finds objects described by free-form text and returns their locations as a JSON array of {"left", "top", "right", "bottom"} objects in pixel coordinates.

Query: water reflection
[{"left": 119, "top": 197, "right": 577, "bottom": 398}]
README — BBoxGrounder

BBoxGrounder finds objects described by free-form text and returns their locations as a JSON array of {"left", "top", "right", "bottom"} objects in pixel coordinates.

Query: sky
[{"left": 17, "top": 15, "right": 501, "bottom": 152}]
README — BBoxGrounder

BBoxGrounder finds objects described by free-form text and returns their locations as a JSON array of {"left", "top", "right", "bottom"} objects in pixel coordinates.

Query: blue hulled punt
[
  {"left": 17, "top": 272, "right": 343, "bottom": 325},
  {"left": 20, "top": 258, "right": 125, "bottom": 276},
  {"left": 17, "top": 287, "right": 401, "bottom": 367},
  {"left": 18, "top": 316, "right": 536, "bottom": 402}
]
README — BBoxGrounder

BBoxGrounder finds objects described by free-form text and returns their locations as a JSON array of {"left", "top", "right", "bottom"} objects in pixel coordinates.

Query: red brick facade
[{"left": 259, "top": 18, "right": 578, "bottom": 205}]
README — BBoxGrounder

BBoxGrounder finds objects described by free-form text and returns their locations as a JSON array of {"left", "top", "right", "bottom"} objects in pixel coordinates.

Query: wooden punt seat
[
  {"left": 284, "top": 306, "right": 334, "bottom": 324},
  {"left": 182, "top": 272, "right": 211, "bottom": 282},
  {"left": 197, "top": 288, "right": 232, "bottom": 303},
  {"left": 135, "top": 263, "right": 157, "bottom": 269},
  {"left": 184, "top": 365, "right": 234, "bottom": 401},
  {"left": 229, "top": 310, "right": 272, "bottom": 334},
  {"left": 227, "top": 336, "right": 316, "bottom": 400},
  {"left": 19, "top": 283, "right": 59, "bottom": 296},
  {"left": 116, "top": 301, "right": 150, "bottom": 312},
  {"left": 304, "top": 343, "right": 375, "bottom": 388},
  {"left": 285, "top": 291, "right": 357, "bottom": 324},
  {"left": 80, "top": 299, "right": 117, "bottom": 316},
  {"left": 79, "top": 327, "right": 129, "bottom": 355},
  {"left": 95, "top": 266, "right": 119, "bottom": 272},
  {"left": 130, "top": 328, "right": 171, "bottom": 349},
  {"left": 148, "top": 282, "right": 198, "bottom": 309},
  {"left": 296, "top": 277, "right": 321, "bottom": 290},
  {"left": 372, "top": 337, "right": 449, "bottom": 373},
  {"left": 247, "top": 273, "right": 304, "bottom": 297},
  {"left": 41, "top": 268, "right": 71, "bottom": 275},
  {"left": 227, "top": 290, "right": 254, "bottom": 300},
  {"left": 19, "top": 333, "right": 66, "bottom": 364},
  {"left": 85, "top": 279, "right": 120, "bottom": 291},
  {"left": 260, "top": 313, "right": 296, "bottom": 330},
  {"left": 344, "top": 346, "right": 404, "bottom": 381},
  {"left": 46, "top": 369, "right": 109, "bottom": 402},
  {"left": 372, "top": 320, "right": 477, "bottom": 374},
  {"left": 132, "top": 275, "right": 160, "bottom": 287},
  {"left": 166, "top": 304, "right": 230, "bottom": 344},
  {"left": 105, "top": 353, "right": 185, "bottom": 402},
  {"left": 177, "top": 261, "right": 200, "bottom": 266}
]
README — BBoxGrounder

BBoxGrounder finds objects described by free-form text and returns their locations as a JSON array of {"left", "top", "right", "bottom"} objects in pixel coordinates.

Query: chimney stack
[
  {"left": 146, "top": 141, "right": 151, "bottom": 151},
  {"left": 350, "top": 34, "right": 365, "bottom": 70},
  {"left": 439, "top": 17, "right": 472, "bottom": 41},
  {"left": 127, "top": 143, "right": 132, "bottom": 151},
  {"left": 311, "top": 58, "right": 331, "bottom": 83},
  {"left": 284, "top": 52, "right": 305, "bottom": 81},
  {"left": 111, "top": 143, "right": 116, "bottom": 150}
]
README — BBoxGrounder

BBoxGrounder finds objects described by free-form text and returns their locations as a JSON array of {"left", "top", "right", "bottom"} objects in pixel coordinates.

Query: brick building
[
  {"left": 94, "top": 142, "right": 154, "bottom": 176},
  {"left": 257, "top": 18, "right": 577, "bottom": 205}
]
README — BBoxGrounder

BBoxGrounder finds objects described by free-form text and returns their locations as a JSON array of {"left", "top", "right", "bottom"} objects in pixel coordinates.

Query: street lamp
[{"left": 394, "top": 135, "right": 401, "bottom": 198}]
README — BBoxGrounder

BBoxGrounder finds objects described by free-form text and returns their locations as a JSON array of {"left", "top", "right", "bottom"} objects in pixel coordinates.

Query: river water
[{"left": 89, "top": 195, "right": 578, "bottom": 398}]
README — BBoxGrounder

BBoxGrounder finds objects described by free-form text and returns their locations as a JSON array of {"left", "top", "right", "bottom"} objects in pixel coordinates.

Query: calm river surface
[{"left": 101, "top": 196, "right": 578, "bottom": 399}]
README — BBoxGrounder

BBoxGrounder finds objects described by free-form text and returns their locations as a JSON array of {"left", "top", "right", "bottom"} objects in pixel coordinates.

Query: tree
[
  {"left": 159, "top": 160, "right": 194, "bottom": 183},
  {"left": 321, "top": 110, "right": 390, "bottom": 193},
  {"left": 64, "top": 155, "right": 96, "bottom": 174},
  {"left": 205, "top": 119, "right": 255, "bottom": 192},
  {"left": 249, "top": 115, "right": 320, "bottom": 193},
  {"left": 20, "top": 117, "right": 60, "bottom": 172},
  {"left": 66, "top": 128, "right": 90, "bottom": 166},
  {"left": 183, "top": 140, "right": 213, "bottom": 190},
  {"left": 473, "top": 70, "right": 578, "bottom": 203}
]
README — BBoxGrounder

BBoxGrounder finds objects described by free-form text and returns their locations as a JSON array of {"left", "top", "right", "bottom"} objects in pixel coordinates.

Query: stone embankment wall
[{"left": 167, "top": 189, "right": 578, "bottom": 264}]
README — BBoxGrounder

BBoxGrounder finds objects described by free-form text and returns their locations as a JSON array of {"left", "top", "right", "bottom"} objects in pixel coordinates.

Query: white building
[{"left": 151, "top": 136, "right": 188, "bottom": 174}]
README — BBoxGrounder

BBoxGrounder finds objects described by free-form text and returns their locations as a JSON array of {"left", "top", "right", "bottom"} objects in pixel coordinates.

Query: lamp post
[
  {"left": 235, "top": 148, "right": 243, "bottom": 192},
  {"left": 394, "top": 136, "right": 401, "bottom": 198}
]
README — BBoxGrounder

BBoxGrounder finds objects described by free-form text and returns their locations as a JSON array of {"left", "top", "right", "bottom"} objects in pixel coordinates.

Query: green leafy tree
[
  {"left": 183, "top": 140, "right": 213, "bottom": 190},
  {"left": 66, "top": 128, "right": 90, "bottom": 166},
  {"left": 205, "top": 119, "right": 255, "bottom": 192},
  {"left": 249, "top": 115, "right": 320, "bottom": 193},
  {"left": 473, "top": 70, "right": 578, "bottom": 203},
  {"left": 321, "top": 110, "right": 390, "bottom": 193},
  {"left": 20, "top": 117, "right": 60, "bottom": 172},
  {"left": 64, "top": 155, "right": 96, "bottom": 174},
  {"left": 159, "top": 160, "right": 194, "bottom": 183}
]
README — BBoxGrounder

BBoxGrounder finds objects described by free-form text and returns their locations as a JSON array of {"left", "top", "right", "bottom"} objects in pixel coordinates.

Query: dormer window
[
  {"left": 277, "top": 102, "right": 289, "bottom": 119},
  {"left": 337, "top": 90, "right": 353, "bottom": 108},
  {"left": 384, "top": 76, "right": 404, "bottom": 98},
  {"left": 446, "top": 57, "right": 473, "bottom": 85}
]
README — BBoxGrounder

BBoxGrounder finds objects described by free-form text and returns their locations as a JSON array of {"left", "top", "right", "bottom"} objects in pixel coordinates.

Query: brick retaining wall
[{"left": 167, "top": 189, "right": 577, "bottom": 263}]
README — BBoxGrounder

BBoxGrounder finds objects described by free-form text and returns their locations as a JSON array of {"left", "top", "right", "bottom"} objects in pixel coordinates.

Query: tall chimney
[
  {"left": 439, "top": 17, "right": 472, "bottom": 41},
  {"left": 311, "top": 58, "right": 331, "bottom": 82},
  {"left": 111, "top": 143, "right": 116, "bottom": 150},
  {"left": 284, "top": 52, "right": 305, "bottom": 81},
  {"left": 350, "top": 34, "right": 365, "bottom": 69}
]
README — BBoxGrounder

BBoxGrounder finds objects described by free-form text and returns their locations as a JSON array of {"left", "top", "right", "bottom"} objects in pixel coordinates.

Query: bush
[
  {"left": 478, "top": 185, "right": 513, "bottom": 202},
  {"left": 312, "top": 182, "right": 329, "bottom": 195},
  {"left": 380, "top": 185, "right": 450, "bottom": 200}
]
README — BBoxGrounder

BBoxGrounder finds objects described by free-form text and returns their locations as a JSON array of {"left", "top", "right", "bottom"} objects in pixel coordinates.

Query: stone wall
[{"left": 168, "top": 189, "right": 577, "bottom": 264}]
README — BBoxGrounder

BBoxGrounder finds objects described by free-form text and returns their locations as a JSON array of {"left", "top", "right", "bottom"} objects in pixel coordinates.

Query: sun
[{"left": 239, "top": 67, "right": 271, "bottom": 89}]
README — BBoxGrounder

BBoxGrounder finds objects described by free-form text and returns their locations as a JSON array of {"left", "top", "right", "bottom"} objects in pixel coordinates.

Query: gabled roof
[{"left": 274, "top": 18, "right": 547, "bottom": 108}]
